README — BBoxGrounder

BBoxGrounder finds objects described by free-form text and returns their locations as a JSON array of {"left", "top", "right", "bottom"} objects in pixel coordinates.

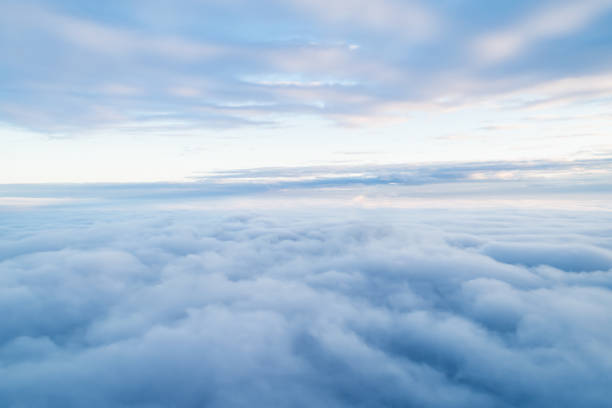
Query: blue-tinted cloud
[
  {"left": 1, "top": 204, "right": 612, "bottom": 407},
  {"left": 2, "top": 158, "right": 611, "bottom": 206},
  {"left": 2, "top": 0, "right": 612, "bottom": 133}
]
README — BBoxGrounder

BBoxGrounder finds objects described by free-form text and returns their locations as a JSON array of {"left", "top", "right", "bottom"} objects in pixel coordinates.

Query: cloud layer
[
  {"left": 2, "top": 205, "right": 612, "bottom": 407},
  {"left": 2, "top": 0, "right": 612, "bottom": 133}
]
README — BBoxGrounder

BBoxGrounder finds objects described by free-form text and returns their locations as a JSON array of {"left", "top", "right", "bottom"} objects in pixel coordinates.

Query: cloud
[
  {"left": 1, "top": 201, "right": 612, "bottom": 406},
  {"left": 2, "top": 157, "right": 612, "bottom": 211},
  {"left": 2, "top": 0, "right": 612, "bottom": 135},
  {"left": 494, "top": 73, "right": 612, "bottom": 110},
  {"left": 472, "top": 0, "right": 612, "bottom": 63},
  {"left": 3, "top": 3, "right": 221, "bottom": 61},
  {"left": 287, "top": 0, "right": 439, "bottom": 40},
  {"left": 188, "top": 158, "right": 612, "bottom": 201},
  {"left": 482, "top": 243, "right": 612, "bottom": 272}
]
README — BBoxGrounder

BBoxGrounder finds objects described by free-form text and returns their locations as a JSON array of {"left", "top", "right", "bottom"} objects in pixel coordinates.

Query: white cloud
[
  {"left": 3, "top": 3, "right": 222, "bottom": 60},
  {"left": 289, "top": 0, "right": 439, "bottom": 40},
  {"left": 473, "top": 0, "right": 612, "bottom": 63},
  {"left": 1, "top": 204, "right": 612, "bottom": 406}
]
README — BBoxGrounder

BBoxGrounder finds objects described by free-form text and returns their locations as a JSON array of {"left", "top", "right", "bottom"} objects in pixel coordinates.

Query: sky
[
  {"left": 3, "top": 2, "right": 612, "bottom": 407},
  {"left": 2, "top": 0, "right": 612, "bottom": 182}
]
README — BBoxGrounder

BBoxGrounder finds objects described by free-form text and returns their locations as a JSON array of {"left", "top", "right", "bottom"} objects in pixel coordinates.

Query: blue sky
[{"left": 2, "top": 0, "right": 612, "bottom": 182}]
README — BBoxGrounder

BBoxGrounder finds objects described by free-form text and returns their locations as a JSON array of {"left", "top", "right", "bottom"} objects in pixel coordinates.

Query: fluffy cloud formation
[{"left": 2, "top": 205, "right": 612, "bottom": 407}]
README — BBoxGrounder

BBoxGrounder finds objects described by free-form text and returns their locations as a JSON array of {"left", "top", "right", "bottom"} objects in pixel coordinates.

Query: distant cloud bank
[{"left": 2, "top": 158, "right": 612, "bottom": 210}]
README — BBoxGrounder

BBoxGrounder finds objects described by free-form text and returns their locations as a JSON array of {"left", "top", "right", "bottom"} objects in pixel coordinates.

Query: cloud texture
[
  {"left": 2, "top": 205, "right": 612, "bottom": 407},
  {"left": 2, "top": 0, "right": 612, "bottom": 133}
]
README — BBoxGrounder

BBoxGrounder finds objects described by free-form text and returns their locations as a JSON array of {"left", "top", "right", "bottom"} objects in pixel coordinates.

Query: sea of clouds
[{"left": 2, "top": 199, "right": 612, "bottom": 407}]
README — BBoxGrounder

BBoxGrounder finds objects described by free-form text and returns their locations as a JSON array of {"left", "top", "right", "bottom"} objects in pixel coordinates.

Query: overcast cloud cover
[{"left": 2, "top": 188, "right": 612, "bottom": 407}]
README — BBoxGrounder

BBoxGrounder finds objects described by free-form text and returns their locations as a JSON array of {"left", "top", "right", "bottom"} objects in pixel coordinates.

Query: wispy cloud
[
  {"left": 3, "top": 3, "right": 222, "bottom": 60},
  {"left": 472, "top": 0, "right": 612, "bottom": 63},
  {"left": 2, "top": 158, "right": 611, "bottom": 210},
  {"left": 2, "top": 0, "right": 612, "bottom": 136},
  {"left": 288, "top": 0, "right": 440, "bottom": 40}
]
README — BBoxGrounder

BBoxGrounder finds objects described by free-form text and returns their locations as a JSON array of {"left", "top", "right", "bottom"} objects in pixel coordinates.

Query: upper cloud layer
[{"left": 1, "top": 0, "right": 612, "bottom": 133}]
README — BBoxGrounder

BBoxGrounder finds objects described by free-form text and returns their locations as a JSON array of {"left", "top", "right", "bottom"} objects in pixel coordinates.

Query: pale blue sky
[{"left": 2, "top": 0, "right": 612, "bottom": 182}]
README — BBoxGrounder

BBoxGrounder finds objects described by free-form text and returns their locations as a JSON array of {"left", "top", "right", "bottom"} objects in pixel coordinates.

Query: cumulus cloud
[{"left": 1, "top": 203, "right": 612, "bottom": 407}]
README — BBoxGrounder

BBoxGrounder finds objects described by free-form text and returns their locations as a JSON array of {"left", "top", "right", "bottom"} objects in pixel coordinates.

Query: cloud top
[{"left": 1, "top": 205, "right": 612, "bottom": 407}]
